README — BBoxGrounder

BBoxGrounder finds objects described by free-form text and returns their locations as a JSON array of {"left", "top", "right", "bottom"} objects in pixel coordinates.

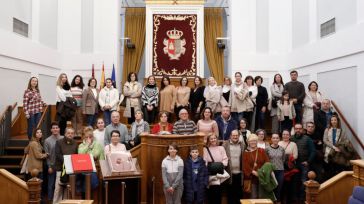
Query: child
[
  {"left": 183, "top": 145, "right": 208, "bottom": 204},
  {"left": 161, "top": 142, "right": 184, "bottom": 204},
  {"left": 277, "top": 91, "right": 296, "bottom": 132}
]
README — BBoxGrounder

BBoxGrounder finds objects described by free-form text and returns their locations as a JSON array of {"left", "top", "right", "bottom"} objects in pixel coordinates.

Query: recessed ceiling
[{"left": 122, "top": 0, "right": 228, "bottom": 7}]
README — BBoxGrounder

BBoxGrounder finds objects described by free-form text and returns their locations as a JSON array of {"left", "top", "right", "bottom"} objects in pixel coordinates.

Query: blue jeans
[
  {"left": 232, "top": 112, "right": 244, "bottom": 125},
  {"left": 103, "top": 110, "right": 111, "bottom": 126},
  {"left": 274, "top": 170, "right": 284, "bottom": 201},
  {"left": 255, "top": 108, "right": 265, "bottom": 130},
  {"left": 86, "top": 114, "right": 97, "bottom": 127},
  {"left": 47, "top": 168, "right": 56, "bottom": 201},
  {"left": 294, "top": 103, "right": 303, "bottom": 123},
  {"left": 27, "top": 112, "right": 41, "bottom": 139}
]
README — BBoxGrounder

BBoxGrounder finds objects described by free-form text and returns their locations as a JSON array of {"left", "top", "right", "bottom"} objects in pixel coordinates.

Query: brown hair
[
  {"left": 27, "top": 77, "right": 39, "bottom": 92},
  {"left": 167, "top": 142, "right": 179, "bottom": 154},
  {"left": 205, "top": 133, "right": 217, "bottom": 147},
  {"left": 328, "top": 114, "right": 341, "bottom": 129}
]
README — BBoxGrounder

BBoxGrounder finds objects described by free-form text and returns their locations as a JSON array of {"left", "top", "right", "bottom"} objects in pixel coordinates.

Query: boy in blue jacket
[{"left": 183, "top": 145, "right": 209, "bottom": 204}]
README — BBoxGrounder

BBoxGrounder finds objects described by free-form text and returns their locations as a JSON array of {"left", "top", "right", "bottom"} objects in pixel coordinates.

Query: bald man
[{"left": 172, "top": 108, "right": 197, "bottom": 135}]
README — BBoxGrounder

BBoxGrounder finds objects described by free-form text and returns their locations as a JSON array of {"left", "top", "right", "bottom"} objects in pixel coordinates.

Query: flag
[
  {"left": 111, "top": 64, "right": 116, "bottom": 88},
  {"left": 100, "top": 63, "right": 105, "bottom": 89},
  {"left": 91, "top": 64, "right": 95, "bottom": 78}
]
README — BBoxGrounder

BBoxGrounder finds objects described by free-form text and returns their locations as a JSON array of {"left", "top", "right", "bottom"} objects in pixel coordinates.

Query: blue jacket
[
  {"left": 183, "top": 156, "right": 208, "bottom": 203},
  {"left": 216, "top": 116, "right": 238, "bottom": 140}
]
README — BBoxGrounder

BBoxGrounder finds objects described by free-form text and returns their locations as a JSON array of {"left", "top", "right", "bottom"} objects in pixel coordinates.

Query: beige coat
[
  {"left": 276, "top": 101, "right": 296, "bottom": 121},
  {"left": 204, "top": 85, "right": 227, "bottom": 113},
  {"left": 302, "top": 91, "right": 324, "bottom": 127},
  {"left": 323, "top": 128, "right": 349, "bottom": 162},
  {"left": 82, "top": 88, "right": 99, "bottom": 115},
  {"left": 123, "top": 82, "right": 142, "bottom": 118},
  {"left": 229, "top": 84, "right": 254, "bottom": 113},
  {"left": 26, "top": 140, "right": 47, "bottom": 172}
]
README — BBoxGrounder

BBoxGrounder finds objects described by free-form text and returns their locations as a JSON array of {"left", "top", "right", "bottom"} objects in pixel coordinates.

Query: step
[
  {"left": 0, "top": 155, "right": 23, "bottom": 165},
  {"left": 7, "top": 139, "right": 29, "bottom": 147},
  {"left": 5, "top": 146, "right": 25, "bottom": 155},
  {"left": 0, "top": 164, "right": 21, "bottom": 175}
]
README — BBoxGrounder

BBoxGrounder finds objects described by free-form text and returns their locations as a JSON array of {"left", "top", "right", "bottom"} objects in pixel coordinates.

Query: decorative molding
[{"left": 145, "top": 0, "right": 204, "bottom": 5}]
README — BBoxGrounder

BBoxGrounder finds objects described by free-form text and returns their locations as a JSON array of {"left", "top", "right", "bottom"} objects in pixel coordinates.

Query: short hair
[
  {"left": 50, "top": 121, "right": 59, "bottom": 128},
  {"left": 167, "top": 142, "right": 179, "bottom": 154},
  {"left": 106, "top": 78, "right": 112, "bottom": 82},
  {"left": 224, "top": 76, "right": 232, "bottom": 85},
  {"left": 235, "top": 72, "right": 242, "bottom": 77},
  {"left": 239, "top": 118, "right": 249, "bottom": 129},
  {"left": 222, "top": 105, "right": 231, "bottom": 110},
  {"left": 306, "top": 121, "right": 315, "bottom": 127},
  {"left": 180, "top": 77, "right": 188, "bottom": 86},
  {"left": 82, "top": 126, "right": 94, "bottom": 139},
  {"left": 231, "top": 129, "right": 239, "bottom": 136},
  {"left": 189, "top": 145, "right": 199, "bottom": 152},
  {"left": 88, "top": 78, "right": 97, "bottom": 87},
  {"left": 127, "top": 72, "right": 138, "bottom": 82},
  {"left": 27, "top": 77, "right": 39, "bottom": 92},
  {"left": 110, "top": 130, "right": 121, "bottom": 137},
  {"left": 146, "top": 75, "right": 156, "bottom": 85},
  {"left": 244, "top": 75, "right": 254, "bottom": 85},
  {"left": 290, "top": 70, "right": 298, "bottom": 75},
  {"left": 294, "top": 123, "right": 303, "bottom": 128},
  {"left": 282, "top": 129, "right": 291, "bottom": 135},
  {"left": 255, "top": 129, "right": 266, "bottom": 136},
  {"left": 65, "top": 127, "right": 75, "bottom": 133},
  {"left": 134, "top": 109, "right": 144, "bottom": 117},
  {"left": 71, "top": 75, "right": 85, "bottom": 89},
  {"left": 308, "top": 81, "right": 318, "bottom": 91},
  {"left": 254, "top": 76, "right": 263, "bottom": 83},
  {"left": 111, "top": 110, "right": 120, "bottom": 116},
  {"left": 273, "top": 74, "right": 284, "bottom": 85},
  {"left": 179, "top": 108, "right": 188, "bottom": 116}
]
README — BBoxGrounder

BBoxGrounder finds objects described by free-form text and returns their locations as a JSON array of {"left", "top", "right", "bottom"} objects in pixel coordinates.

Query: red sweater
[
  {"left": 151, "top": 123, "right": 173, "bottom": 134},
  {"left": 243, "top": 148, "right": 270, "bottom": 179}
]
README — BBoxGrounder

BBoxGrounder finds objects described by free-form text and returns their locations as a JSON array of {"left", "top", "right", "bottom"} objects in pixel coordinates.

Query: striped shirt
[
  {"left": 70, "top": 86, "right": 83, "bottom": 106},
  {"left": 172, "top": 120, "right": 197, "bottom": 135},
  {"left": 23, "top": 89, "right": 45, "bottom": 117}
]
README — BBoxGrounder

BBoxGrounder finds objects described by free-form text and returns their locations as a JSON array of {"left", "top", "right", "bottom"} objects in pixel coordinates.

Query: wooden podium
[{"left": 139, "top": 133, "right": 205, "bottom": 204}]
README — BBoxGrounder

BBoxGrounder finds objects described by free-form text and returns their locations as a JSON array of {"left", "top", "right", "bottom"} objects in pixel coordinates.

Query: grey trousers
[{"left": 164, "top": 187, "right": 183, "bottom": 204}]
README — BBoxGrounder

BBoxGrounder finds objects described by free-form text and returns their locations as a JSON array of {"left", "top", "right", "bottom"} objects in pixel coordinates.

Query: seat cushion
[
  {"left": 349, "top": 196, "right": 364, "bottom": 204},
  {"left": 353, "top": 186, "right": 364, "bottom": 202}
]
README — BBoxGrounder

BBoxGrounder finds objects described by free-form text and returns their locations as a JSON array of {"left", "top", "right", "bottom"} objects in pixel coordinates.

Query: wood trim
[
  {"left": 318, "top": 171, "right": 353, "bottom": 191},
  {"left": 331, "top": 101, "right": 364, "bottom": 150},
  {"left": 0, "top": 169, "right": 28, "bottom": 191},
  {"left": 36, "top": 105, "right": 48, "bottom": 129}
]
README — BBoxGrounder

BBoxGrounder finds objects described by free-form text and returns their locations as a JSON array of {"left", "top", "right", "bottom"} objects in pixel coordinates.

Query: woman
[
  {"left": 302, "top": 81, "right": 324, "bottom": 128},
  {"left": 128, "top": 110, "right": 150, "bottom": 149},
  {"left": 56, "top": 73, "right": 72, "bottom": 135},
  {"left": 104, "top": 130, "right": 128, "bottom": 156},
  {"left": 203, "top": 134, "right": 229, "bottom": 204},
  {"left": 265, "top": 133, "right": 285, "bottom": 203},
  {"left": 141, "top": 75, "right": 159, "bottom": 123},
  {"left": 175, "top": 77, "right": 191, "bottom": 119},
  {"left": 277, "top": 91, "right": 296, "bottom": 133},
  {"left": 189, "top": 76, "right": 206, "bottom": 122},
  {"left": 23, "top": 77, "right": 46, "bottom": 140},
  {"left": 323, "top": 115, "right": 352, "bottom": 179},
  {"left": 256, "top": 129, "right": 269, "bottom": 149},
  {"left": 123, "top": 72, "right": 142, "bottom": 124},
  {"left": 254, "top": 76, "right": 268, "bottom": 130},
  {"left": 197, "top": 107, "right": 219, "bottom": 142},
  {"left": 278, "top": 129, "right": 298, "bottom": 160},
  {"left": 222, "top": 76, "right": 232, "bottom": 104},
  {"left": 79, "top": 127, "right": 104, "bottom": 160},
  {"left": 82, "top": 78, "right": 99, "bottom": 127},
  {"left": 238, "top": 118, "right": 251, "bottom": 148},
  {"left": 230, "top": 72, "right": 247, "bottom": 124},
  {"left": 269, "top": 74, "right": 284, "bottom": 134},
  {"left": 25, "top": 128, "right": 48, "bottom": 177},
  {"left": 243, "top": 134, "right": 270, "bottom": 199},
  {"left": 151, "top": 112, "right": 173, "bottom": 134},
  {"left": 243, "top": 75, "right": 257, "bottom": 129},
  {"left": 159, "top": 76, "right": 176, "bottom": 116},
  {"left": 70, "top": 75, "right": 85, "bottom": 136},
  {"left": 93, "top": 118, "right": 105, "bottom": 147},
  {"left": 204, "top": 77, "right": 226, "bottom": 117}
]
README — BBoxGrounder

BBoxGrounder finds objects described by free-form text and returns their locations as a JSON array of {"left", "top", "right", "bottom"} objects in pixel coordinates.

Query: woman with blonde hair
[
  {"left": 204, "top": 77, "right": 227, "bottom": 117},
  {"left": 56, "top": 73, "right": 72, "bottom": 135},
  {"left": 23, "top": 77, "right": 46, "bottom": 140}
]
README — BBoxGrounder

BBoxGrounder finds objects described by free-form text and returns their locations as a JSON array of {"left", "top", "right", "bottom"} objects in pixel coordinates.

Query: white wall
[
  {"left": 39, "top": 0, "right": 58, "bottom": 49},
  {"left": 0, "top": 0, "right": 32, "bottom": 32}
]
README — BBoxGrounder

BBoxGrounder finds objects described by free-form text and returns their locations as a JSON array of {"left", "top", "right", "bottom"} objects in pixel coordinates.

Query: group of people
[{"left": 22, "top": 70, "right": 356, "bottom": 204}]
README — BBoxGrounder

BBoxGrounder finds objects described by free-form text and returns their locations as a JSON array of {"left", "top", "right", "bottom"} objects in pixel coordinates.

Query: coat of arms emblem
[{"left": 163, "top": 28, "right": 186, "bottom": 60}]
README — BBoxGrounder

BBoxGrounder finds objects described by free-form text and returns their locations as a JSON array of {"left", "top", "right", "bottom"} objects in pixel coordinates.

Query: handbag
[
  {"left": 206, "top": 147, "right": 224, "bottom": 175},
  {"left": 20, "top": 154, "right": 29, "bottom": 174},
  {"left": 243, "top": 149, "right": 259, "bottom": 193},
  {"left": 271, "top": 97, "right": 279, "bottom": 108}
]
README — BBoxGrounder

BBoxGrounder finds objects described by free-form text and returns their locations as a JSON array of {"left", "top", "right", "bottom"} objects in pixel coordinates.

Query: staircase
[{"left": 0, "top": 136, "right": 28, "bottom": 179}]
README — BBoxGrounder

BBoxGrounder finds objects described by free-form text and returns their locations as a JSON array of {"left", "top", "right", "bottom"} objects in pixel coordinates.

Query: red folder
[{"left": 71, "top": 154, "right": 93, "bottom": 173}]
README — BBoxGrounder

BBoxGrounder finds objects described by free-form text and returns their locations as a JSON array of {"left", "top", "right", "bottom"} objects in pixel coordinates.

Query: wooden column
[
  {"left": 304, "top": 171, "right": 320, "bottom": 204},
  {"left": 27, "top": 169, "right": 42, "bottom": 204},
  {"left": 351, "top": 160, "right": 364, "bottom": 186}
]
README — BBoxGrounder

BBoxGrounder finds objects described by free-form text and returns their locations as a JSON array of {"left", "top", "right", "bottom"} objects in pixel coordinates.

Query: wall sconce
[
  {"left": 120, "top": 37, "right": 135, "bottom": 49},
  {"left": 216, "top": 37, "right": 229, "bottom": 50}
]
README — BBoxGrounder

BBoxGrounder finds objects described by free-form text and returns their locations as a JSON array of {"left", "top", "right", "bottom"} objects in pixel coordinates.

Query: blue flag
[{"left": 111, "top": 64, "right": 116, "bottom": 88}]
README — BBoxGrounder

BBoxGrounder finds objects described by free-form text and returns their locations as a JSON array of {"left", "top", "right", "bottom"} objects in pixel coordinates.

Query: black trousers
[
  {"left": 208, "top": 185, "right": 222, "bottom": 204},
  {"left": 228, "top": 173, "right": 242, "bottom": 204}
]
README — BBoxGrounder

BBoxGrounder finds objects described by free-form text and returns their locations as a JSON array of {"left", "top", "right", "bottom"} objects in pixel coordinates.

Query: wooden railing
[
  {"left": 0, "top": 169, "right": 42, "bottom": 203},
  {"left": 331, "top": 100, "right": 364, "bottom": 158},
  {"left": 36, "top": 105, "right": 52, "bottom": 139},
  {"left": 11, "top": 105, "right": 27, "bottom": 137},
  {"left": 0, "top": 102, "right": 17, "bottom": 155}
]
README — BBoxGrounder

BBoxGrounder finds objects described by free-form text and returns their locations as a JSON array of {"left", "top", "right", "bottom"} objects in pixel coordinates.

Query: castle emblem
[{"left": 163, "top": 28, "right": 186, "bottom": 60}]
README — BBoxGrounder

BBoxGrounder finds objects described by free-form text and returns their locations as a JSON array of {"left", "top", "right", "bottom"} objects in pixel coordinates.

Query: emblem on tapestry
[{"left": 163, "top": 28, "right": 186, "bottom": 60}]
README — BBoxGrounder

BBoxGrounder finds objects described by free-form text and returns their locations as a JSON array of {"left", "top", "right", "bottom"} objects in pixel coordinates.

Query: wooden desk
[
  {"left": 59, "top": 200, "right": 93, "bottom": 204},
  {"left": 240, "top": 199, "right": 273, "bottom": 204},
  {"left": 100, "top": 160, "right": 143, "bottom": 204}
]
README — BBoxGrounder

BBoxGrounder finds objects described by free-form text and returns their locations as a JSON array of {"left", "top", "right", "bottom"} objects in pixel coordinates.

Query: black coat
[
  {"left": 189, "top": 86, "right": 206, "bottom": 113},
  {"left": 183, "top": 156, "right": 208, "bottom": 203}
]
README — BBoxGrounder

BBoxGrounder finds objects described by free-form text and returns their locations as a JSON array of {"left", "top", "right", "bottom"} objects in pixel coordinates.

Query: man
[
  {"left": 314, "top": 99, "right": 334, "bottom": 137},
  {"left": 305, "top": 122, "right": 324, "bottom": 183},
  {"left": 104, "top": 111, "right": 128, "bottom": 145},
  {"left": 44, "top": 122, "right": 64, "bottom": 203},
  {"left": 53, "top": 127, "right": 78, "bottom": 203},
  {"left": 99, "top": 78, "right": 119, "bottom": 126},
  {"left": 291, "top": 123, "right": 316, "bottom": 204},
  {"left": 222, "top": 130, "right": 245, "bottom": 204},
  {"left": 284, "top": 70, "right": 305, "bottom": 123},
  {"left": 216, "top": 106, "right": 237, "bottom": 141},
  {"left": 172, "top": 108, "right": 197, "bottom": 135}
]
